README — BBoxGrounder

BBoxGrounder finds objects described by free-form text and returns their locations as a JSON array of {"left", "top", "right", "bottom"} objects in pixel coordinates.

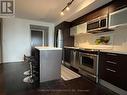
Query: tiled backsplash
[{"left": 74, "top": 27, "right": 127, "bottom": 51}]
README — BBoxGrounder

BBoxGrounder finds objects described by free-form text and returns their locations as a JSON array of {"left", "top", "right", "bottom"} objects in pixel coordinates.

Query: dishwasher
[{"left": 70, "top": 49, "right": 79, "bottom": 70}]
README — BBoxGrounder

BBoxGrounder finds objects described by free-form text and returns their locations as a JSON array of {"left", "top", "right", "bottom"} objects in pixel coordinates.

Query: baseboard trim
[
  {"left": 2, "top": 60, "right": 24, "bottom": 63},
  {"left": 99, "top": 79, "right": 127, "bottom": 95}
]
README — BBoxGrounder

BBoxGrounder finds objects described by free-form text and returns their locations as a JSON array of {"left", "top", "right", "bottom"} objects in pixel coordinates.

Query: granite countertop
[
  {"left": 100, "top": 50, "right": 127, "bottom": 55},
  {"left": 64, "top": 46, "right": 127, "bottom": 55},
  {"left": 64, "top": 46, "right": 79, "bottom": 49}
]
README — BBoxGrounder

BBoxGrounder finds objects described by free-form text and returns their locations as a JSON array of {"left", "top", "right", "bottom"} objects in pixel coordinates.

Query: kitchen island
[{"left": 35, "top": 47, "right": 62, "bottom": 83}]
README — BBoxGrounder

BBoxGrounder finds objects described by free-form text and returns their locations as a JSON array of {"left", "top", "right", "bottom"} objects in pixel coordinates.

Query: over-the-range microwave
[{"left": 87, "top": 15, "right": 111, "bottom": 33}]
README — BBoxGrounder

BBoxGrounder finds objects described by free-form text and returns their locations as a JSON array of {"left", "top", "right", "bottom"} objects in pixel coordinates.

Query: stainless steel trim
[
  {"left": 87, "top": 28, "right": 100, "bottom": 32},
  {"left": 87, "top": 15, "right": 107, "bottom": 24},
  {"left": 99, "top": 15, "right": 108, "bottom": 30},
  {"left": 96, "top": 55, "right": 99, "bottom": 83},
  {"left": 70, "top": 50, "right": 79, "bottom": 69},
  {"left": 106, "top": 68, "right": 116, "bottom": 73},
  {"left": 79, "top": 52, "right": 98, "bottom": 76},
  {"left": 42, "top": 30, "right": 45, "bottom": 46},
  {"left": 106, "top": 61, "right": 117, "bottom": 65},
  {"left": 87, "top": 17, "right": 99, "bottom": 24},
  {"left": 80, "top": 53, "right": 97, "bottom": 57},
  {"left": 87, "top": 18, "right": 100, "bottom": 32},
  {"left": 109, "top": 7, "right": 127, "bottom": 16},
  {"left": 109, "top": 7, "right": 127, "bottom": 28},
  {"left": 87, "top": 15, "right": 108, "bottom": 32}
]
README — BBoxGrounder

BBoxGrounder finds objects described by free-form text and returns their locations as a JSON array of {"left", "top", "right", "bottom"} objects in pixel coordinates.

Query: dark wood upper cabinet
[
  {"left": 54, "top": 21, "right": 74, "bottom": 47},
  {"left": 71, "top": 0, "right": 127, "bottom": 27},
  {"left": 71, "top": 2, "right": 109, "bottom": 27},
  {"left": 109, "top": 0, "right": 127, "bottom": 13},
  {"left": 86, "top": 7, "right": 109, "bottom": 22}
]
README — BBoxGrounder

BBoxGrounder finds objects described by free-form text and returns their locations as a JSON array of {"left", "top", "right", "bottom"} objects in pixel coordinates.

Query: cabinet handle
[
  {"left": 106, "top": 61, "right": 117, "bottom": 65},
  {"left": 107, "top": 53, "right": 117, "bottom": 56},
  {"left": 106, "top": 68, "right": 116, "bottom": 73}
]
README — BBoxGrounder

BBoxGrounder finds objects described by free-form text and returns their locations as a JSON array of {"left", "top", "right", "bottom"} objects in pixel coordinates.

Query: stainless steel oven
[{"left": 79, "top": 51, "right": 99, "bottom": 82}]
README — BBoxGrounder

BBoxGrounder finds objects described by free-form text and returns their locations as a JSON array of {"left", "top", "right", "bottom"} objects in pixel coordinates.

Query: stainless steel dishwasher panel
[{"left": 70, "top": 50, "right": 79, "bottom": 70}]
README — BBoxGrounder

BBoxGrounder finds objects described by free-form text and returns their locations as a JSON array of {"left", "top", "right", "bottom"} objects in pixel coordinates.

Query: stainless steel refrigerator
[
  {"left": 54, "top": 29, "right": 64, "bottom": 63},
  {"left": 55, "top": 29, "right": 63, "bottom": 48}
]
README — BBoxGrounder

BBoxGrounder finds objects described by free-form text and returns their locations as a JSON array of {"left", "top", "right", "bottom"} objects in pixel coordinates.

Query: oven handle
[{"left": 79, "top": 53, "right": 98, "bottom": 57}]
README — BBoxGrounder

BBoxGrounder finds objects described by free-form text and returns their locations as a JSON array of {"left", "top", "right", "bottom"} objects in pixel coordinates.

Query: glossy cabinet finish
[
  {"left": 108, "top": 0, "right": 127, "bottom": 13},
  {"left": 54, "top": 22, "right": 74, "bottom": 47},
  {"left": 70, "top": 26, "right": 77, "bottom": 36},
  {"left": 71, "top": 3, "right": 109, "bottom": 27},
  {"left": 99, "top": 52, "right": 127, "bottom": 91},
  {"left": 71, "top": 0, "right": 127, "bottom": 27},
  {"left": 64, "top": 48, "right": 71, "bottom": 64},
  {"left": 70, "top": 23, "right": 87, "bottom": 36},
  {"left": 109, "top": 7, "right": 127, "bottom": 28}
]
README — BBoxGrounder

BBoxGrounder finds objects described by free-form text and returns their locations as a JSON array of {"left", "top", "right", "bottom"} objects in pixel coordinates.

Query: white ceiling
[{"left": 15, "top": 0, "right": 112, "bottom": 24}]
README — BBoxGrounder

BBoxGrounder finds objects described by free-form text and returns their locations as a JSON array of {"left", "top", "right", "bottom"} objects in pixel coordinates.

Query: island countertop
[
  {"left": 34, "top": 46, "right": 62, "bottom": 83},
  {"left": 35, "top": 46, "right": 62, "bottom": 50}
]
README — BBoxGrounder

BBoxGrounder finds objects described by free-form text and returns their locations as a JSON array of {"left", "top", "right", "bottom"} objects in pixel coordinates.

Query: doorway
[
  {"left": 31, "top": 30, "right": 43, "bottom": 56},
  {"left": 0, "top": 19, "right": 2, "bottom": 63},
  {"left": 30, "top": 25, "right": 49, "bottom": 56}
]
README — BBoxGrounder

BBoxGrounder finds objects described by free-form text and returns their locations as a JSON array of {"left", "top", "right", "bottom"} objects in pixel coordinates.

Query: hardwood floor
[{"left": 0, "top": 63, "right": 117, "bottom": 95}]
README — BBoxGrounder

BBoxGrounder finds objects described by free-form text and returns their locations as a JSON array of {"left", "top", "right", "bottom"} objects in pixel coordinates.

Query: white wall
[{"left": 2, "top": 18, "right": 54, "bottom": 63}]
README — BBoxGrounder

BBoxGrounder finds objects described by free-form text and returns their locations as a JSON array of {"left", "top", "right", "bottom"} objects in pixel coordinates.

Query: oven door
[{"left": 79, "top": 53, "right": 97, "bottom": 75}]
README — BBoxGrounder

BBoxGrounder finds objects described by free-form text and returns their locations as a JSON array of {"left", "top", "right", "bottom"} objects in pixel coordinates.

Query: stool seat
[
  {"left": 23, "top": 55, "right": 36, "bottom": 83},
  {"left": 23, "top": 76, "right": 33, "bottom": 83},
  {"left": 23, "top": 70, "right": 31, "bottom": 76}
]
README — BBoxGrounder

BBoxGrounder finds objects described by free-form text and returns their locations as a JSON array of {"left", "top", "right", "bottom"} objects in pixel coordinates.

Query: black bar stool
[{"left": 23, "top": 55, "right": 35, "bottom": 83}]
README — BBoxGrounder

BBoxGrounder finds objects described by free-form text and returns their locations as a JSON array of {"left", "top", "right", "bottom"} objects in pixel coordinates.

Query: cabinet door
[
  {"left": 99, "top": 52, "right": 127, "bottom": 91},
  {"left": 77, "top": 23, "right": 87, "bottom": 34},
  {"left": 55, "top": 21, "right": 74, "bottom": 47},
  {"left": 70, "top": 23, "right": 87, "bottom": 36},
  {"left": 70, "top": 26, "right": 77, "bottom": 36},
  {"left": 99, "top": 53, "right": 120, "bottom": 87},
  {"left": 109, "top": 7, "right": 127, "bottom": 28},
  {"left": 64, "top": 48, "right": 71, "bottom": 63}
]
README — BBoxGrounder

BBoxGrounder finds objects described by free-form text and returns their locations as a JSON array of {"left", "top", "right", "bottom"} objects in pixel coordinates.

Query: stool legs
[{"left": 23, "top": 55, "right": 34, "bottom": 83}]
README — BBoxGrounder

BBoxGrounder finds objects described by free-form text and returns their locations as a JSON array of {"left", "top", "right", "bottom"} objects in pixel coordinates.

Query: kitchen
[
  {"left": 0, "top": 0, "right": 127, "bottom": 95},
  {"left": 54, "top": 0, "right": 127, "bottom": 94}
]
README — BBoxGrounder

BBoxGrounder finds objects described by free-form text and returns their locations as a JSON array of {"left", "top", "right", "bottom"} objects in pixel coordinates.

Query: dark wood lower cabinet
[
  {"left": 99, "top": 52, "right": 127, "bottom": 91},
  {"left": 64, "top": 48, "right": 71, "bottom": 64},
  {"left": 31, "top": 49, "right": 40, "bottom": 83}
]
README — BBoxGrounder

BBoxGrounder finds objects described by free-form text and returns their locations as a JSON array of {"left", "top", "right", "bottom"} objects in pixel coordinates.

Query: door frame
[{"left": 0, "top": 19, "right": 2, "bottom": 63}]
